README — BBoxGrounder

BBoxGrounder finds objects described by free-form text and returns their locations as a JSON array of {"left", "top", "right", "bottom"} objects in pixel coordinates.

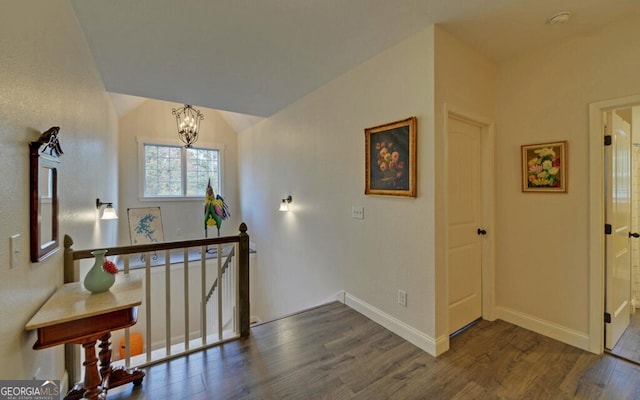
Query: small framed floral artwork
[
  {"left": 365, "top": 116, "right": 417, "bottom": 197},
  {"left": 521, "top": 141, "right": 567, "bottom": 193}
]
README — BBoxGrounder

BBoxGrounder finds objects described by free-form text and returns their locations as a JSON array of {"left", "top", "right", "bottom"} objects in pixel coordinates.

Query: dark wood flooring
[
  {"left": 610, "top": 310, "right": 640, "bottom": 364},
  {"left": 106, "top": 302, "right": 640, "bottom": 399}
]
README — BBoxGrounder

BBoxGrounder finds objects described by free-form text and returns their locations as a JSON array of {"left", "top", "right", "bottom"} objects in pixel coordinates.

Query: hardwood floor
[
  {"left": 610, "top": 310, "right": 640, "bottom": 365},
  {"left": 107, "top": 302, "right": 640, "bottom": 399}
]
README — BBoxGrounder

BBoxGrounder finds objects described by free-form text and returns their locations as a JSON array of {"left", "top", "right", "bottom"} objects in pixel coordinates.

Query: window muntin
[
  {"left": 186, "top": 148, "right": 220, "bottom": 196},
  {"left": 141, "top": 142, "right": 221, "bottom": 199}
]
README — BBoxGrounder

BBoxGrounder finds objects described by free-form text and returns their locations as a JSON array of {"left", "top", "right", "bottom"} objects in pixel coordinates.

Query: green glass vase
[{"left": 83, "top": 249, "right": 116, "bottom": 294}]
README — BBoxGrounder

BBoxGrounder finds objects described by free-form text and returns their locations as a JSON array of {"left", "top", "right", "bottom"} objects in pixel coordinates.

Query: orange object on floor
[{"left": 119, "top": 332, "right": 144, "bottom": 360}]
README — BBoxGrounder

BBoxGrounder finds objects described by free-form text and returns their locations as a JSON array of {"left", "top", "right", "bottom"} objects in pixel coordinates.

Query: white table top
[{"left": 25, "top": 274, "right": 142, "bottom": 331}]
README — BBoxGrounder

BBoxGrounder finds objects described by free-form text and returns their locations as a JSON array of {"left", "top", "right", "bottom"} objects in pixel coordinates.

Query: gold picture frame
[
  {"left": 365, "top": 117, "right": 417, "bottom": 197},
  {"left": 521, "top": 141, "right": 567, "bottom": 193}
]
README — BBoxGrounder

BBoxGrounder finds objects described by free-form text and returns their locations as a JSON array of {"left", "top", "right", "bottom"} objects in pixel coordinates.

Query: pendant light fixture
[{"left": 172, "top": 104, "right": 204, "bottom": 148}]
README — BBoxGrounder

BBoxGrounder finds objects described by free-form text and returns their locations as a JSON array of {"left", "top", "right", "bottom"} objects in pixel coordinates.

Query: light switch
[{"left": 10, "top": 234, "right": 21, "bottom": 269}]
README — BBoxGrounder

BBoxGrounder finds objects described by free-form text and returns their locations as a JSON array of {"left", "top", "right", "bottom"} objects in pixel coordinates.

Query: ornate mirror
[{"left": 29, "top": 127, "right": 63, "bottom": 262}]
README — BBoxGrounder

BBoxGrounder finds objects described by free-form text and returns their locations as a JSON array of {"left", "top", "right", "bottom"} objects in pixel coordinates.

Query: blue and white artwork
[{"left": 127, "top": 207, "right": 164, "bottom": 244}]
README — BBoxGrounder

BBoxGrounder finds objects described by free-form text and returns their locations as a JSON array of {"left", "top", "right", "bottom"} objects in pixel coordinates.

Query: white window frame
[{"left": 136, "top": 136, "right": 225, "bottom": 201}]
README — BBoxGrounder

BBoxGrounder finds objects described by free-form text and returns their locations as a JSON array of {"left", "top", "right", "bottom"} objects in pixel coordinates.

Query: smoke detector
[{"left": 547, "top": 11, "right": 572, "bottom": 25}]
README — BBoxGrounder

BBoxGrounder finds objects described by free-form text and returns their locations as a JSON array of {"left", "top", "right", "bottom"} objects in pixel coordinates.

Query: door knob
[
  {"left": 630, "top": 232, "right": 640, "bottom": 238},
  {"left": 477, "top": 228, "right": 487, "bottom": 235}
]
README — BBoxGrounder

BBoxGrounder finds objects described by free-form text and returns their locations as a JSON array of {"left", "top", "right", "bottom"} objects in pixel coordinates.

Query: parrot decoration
[{"left": 204, "top": 179, "right": 230, "bottom": 237}]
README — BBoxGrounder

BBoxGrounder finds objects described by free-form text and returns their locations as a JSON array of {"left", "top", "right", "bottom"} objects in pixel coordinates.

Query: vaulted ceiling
[{"left": 70, "top": 0, "right": 640, "bottom": 119}]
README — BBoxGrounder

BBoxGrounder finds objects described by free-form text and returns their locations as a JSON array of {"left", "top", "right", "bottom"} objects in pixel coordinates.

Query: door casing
[
  {"left": 589, "top": 94, "right": 640, "bottom": 354},
  {"left": 442, "top": 104, "right": 496, "bottom": 343},
  {"left": 604, "top": 110, "right": 632, "bottom": 349}
]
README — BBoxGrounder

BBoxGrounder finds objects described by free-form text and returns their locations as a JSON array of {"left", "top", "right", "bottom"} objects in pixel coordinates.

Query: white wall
[
  {"left": 3, "top": 6, "right": 638, "bottom": 386},
  {"left": 433, "top": 27, "right": 497, "bottom": 342},
  {"left": 239, "top": 13, "right": 640, "bottom": 355},
  {"left": 117, "top": 99, "right": 241, "bottom": 244},
  {"left": 239, "top": 28, "right": 437, "bottom": 342},
  {"left": 495, "top": 14, "right": 640, "bottom": 348},
  {"left": 0, "top": 0, "right": 118, "bottom": 381}
]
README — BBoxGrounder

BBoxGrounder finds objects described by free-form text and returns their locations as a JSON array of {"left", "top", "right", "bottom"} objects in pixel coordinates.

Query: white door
[
  {"left": 605, "top": 110, "right": 632, "bottom": 349},
  {"left": 448, "top": 116, "right": 484, "bottom": 334}
]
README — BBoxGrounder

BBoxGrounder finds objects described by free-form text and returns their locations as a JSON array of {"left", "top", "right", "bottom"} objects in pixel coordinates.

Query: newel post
[
  {"left": 238, "top": 223, "right": 250, "bottom": 337},
  {"left": 63, "top": 234, "right": 82, "bottom": 388},
  {"left": 63, "top": 234, "right": 77, "bottom": 283}
]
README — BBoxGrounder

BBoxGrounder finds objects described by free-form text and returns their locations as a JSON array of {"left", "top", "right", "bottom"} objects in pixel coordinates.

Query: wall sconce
[
  {"left": 279, "top": 195, "right": 292, "bottom": 212},
  {"left": 96, "top": 198, "right": 118, "bottom": 220}
]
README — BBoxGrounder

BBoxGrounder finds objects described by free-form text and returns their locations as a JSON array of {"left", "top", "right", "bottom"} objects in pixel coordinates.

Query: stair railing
[{"left": 62, "top": 223, "right": 250, "bottom": 386}]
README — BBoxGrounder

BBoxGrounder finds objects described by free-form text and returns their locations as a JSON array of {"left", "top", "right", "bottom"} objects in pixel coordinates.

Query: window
[{"left": 139, "top": 138, "right": 222, "bottom": 199}]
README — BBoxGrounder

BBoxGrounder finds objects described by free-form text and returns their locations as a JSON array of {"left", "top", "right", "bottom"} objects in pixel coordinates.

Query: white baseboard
[
  {"left": 434, "top": 334, "right": 450, "bottom": 355},
  {"left": 496, "top": 306, "right": 590, "bottom": 351},
  {"left": 324, "top": 290, "right": 346, "bottom": 305},
  {"left": 343, "top": 292, "right": 440, "bottom": 356}
]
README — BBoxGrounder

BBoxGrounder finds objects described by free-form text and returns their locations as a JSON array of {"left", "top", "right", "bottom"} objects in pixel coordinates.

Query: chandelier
[{"left": 172, "top": 104, "right": 204, "bottom": 148}]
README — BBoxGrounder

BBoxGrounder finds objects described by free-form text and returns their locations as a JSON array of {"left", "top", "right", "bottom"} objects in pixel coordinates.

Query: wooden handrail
[{"left": 68, "top": 235, "right": 241, "bottom": 260}]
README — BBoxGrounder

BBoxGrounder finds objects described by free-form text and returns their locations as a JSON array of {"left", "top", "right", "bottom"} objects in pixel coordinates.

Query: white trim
[
  {"left": 496, "top": 306, "right": 591, "bottom": 351},
  {"left": 135, "top": 196, "right": 208, "bottom": 203},
  {"left": 442, "top": 104, "right": 496, "bottom": 351},
  {"left": 434, "top": 334, "right": 450, "bottom": 355},
  {"left": 136, "top": 135, "right": 226, "bottom": 150},
  {"left": 344, "top": 292, "right": 442, "bottom": 356},
  {"left": 588, "top": 94, "right": 640, "bottom": 354},
  {"left": 324, "top": 290, "right": 346, "bottom": 304}
]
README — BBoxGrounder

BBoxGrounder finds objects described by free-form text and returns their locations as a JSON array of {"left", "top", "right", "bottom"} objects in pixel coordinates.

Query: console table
[{"left": 26, "top": 275, "right": 145, "bottom": 400}]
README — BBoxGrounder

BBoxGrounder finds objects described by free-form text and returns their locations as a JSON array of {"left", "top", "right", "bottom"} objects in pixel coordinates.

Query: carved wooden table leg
[
  {"left": 64, "top": 338, "right": 106, "bottom": 400},
  {"left": 26, "top": 278, "right": 143, "bottom": 400},
  {"left": 98, "top": 332, "right": 113, "bottom": 383},
  {"left": 98, "top": 332, "right": 146, "bottom": 390},
  {"left": 63, "top": 385, "right": 85, "bottom": 400},
  {"left": 65, "top": 331, "right": 145, "bottom": 399}
]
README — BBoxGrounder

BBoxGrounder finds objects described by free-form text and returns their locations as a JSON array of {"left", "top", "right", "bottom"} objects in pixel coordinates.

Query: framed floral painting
[
  {"left": 365, "top": 117, "right": 417, "bottom": 197},
  {"left": 521, "top": 141, "right": 567, "bottom": 193}
]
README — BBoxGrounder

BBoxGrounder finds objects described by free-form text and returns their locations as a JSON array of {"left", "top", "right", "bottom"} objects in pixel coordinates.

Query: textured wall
[
  {"left": 496, "top": 14, "right": 640, "bottom": 337},
  {"left": 0, "top": 0, "right": 118, "bottom": 381},
  {"left": 116, "top": 98, "right": 240, "bottom": 245},
  {"left": 239, "top": 28, "right": 437, "bottom": 338},
  {"left": 433, "top": 26, "right": 497, "bottom": 341}
]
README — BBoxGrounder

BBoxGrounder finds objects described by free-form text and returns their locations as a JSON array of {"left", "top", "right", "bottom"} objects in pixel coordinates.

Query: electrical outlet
[
  {"left": 398, "top": 290, "right": 407, "bottom": 307},
  {"left": 352, "top": 206, "right": 364, "bottom": 219}
]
